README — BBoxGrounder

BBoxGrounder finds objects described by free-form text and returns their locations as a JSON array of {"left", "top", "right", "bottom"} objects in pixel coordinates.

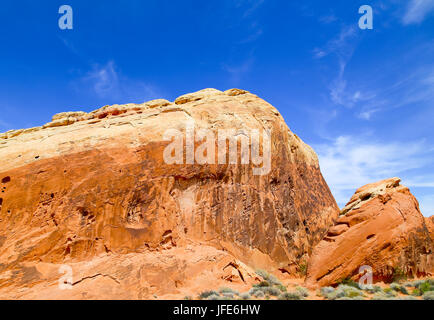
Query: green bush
[
  {"left": 298, "top": 263, "right": 307, "bottom": 276},
  {"left": 419, "top": 281, "right": 433, "bottom": 294},
  {"left": 411, "top": 288, "right": 422, "bottom": 296},
  {"left": 278, "top": 291, "right": 303, "bottom": 300},
  {"left": 339, "top": 278, "right": 360, "bottom": 289},
  {"left": 390, "top": 282, "right": 408, "bottom": 295},
  {"left": 276, "top": 284, "right": 287, "bottom": 292}
]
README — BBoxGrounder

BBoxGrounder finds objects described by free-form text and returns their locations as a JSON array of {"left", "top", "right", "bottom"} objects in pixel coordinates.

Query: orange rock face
[
  {"left": 306, "top": 178, "right": 434, "bottom": 287},
  {"left": 426, "top": 216, "right": 434, "bottom": 239},
  {"left": 0, "top": 88, "right": 338, "bottom": 298}
]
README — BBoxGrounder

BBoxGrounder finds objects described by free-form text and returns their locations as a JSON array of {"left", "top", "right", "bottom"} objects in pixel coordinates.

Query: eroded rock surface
[
  {"left": 0, "top": 88, "right": 338, "bottom": 298},
  {"left": 306, "top": 178, "right": 433, "bottom": 287}
]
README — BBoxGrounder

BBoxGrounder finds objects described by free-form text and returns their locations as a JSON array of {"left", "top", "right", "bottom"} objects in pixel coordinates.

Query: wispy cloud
[
  {"left": 403, "top": 0, "right": 434, "bottom": 25},
  {"left": 315, "top": 135, "right": 434, "bottom": 210},
  {"left": 76, "top": 61, "right": 160, "bottom": 103},
  {"left": 235, "top": 0, "right": 265, "bottom": 18},
  {"left": 222, "top": 58, "right": 254, "bottom": 85},
  {"left": 319, "top": 13, "right": 337, "bottom": 24},
  {"left": 418, "top": 194, "right": 434, "bottom": 216},
  {"left": 313, "top": 26, "right": 363, "bottom": 108},
  {"left": 356, "top": 66, "right": 434, "bottom": 119}
]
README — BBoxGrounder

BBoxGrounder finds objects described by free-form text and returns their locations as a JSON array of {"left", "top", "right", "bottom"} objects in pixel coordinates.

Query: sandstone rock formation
[
  {"left": 426, "top": 216, "right": 434, "bottom": 239},
  {"left": 306, "top": 178, "right": 433, "bottom": 287},
  {"left": 0, "top": 88, "right": 338, "bottom": 299}
]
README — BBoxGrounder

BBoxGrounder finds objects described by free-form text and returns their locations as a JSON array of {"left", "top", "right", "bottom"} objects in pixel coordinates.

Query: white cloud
[
  {"left": 315, "top": 136, "right": 434, "bottom": 209},
  {"left": 313, "top": 26, "right": 357, "bottom": 60},
  {"left": 313, "top": 26, "right": 363, "bottom": 108},
  {"left": 419, "top": 194, "right": 434, "bottom": 216},
  {"left": 78, "top": 61, "right": 160, "bottom": 103},
  {"left": 403, "top": 0, "right": 434, "bottom": 25}
]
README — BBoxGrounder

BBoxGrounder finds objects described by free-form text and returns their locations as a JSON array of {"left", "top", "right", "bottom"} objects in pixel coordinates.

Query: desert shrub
[
  {"left": 253, "top": 281, "right": 271, "bottom": 288},
  {"left": 207, "top": 294, "right": 221, "bottom": 300},
  {"left": 199, "top": 290, "right": 219, "bottom": 299},
  {"left": 249, "top": 288, "right": 265, "bottom": 298},
  {"left": 422, "top": 291, "right": 434, "bottom": 300},
  {"left": 240, "top": 293, "right": 251, "bottom": 300},
  {"left": 219, "top": 287, "right": 239, "bottom": 295},
  {"left": 411, "top": 288, "right": 422, "bottom": 296},
  {"left": 260, "top": 286, "right": 281, "bottom": 296},
  {"left": 278, "top": 291, "right": 303, "bottom": 300},
  {"left": 339, "top": 285, "right": 363, "bottom": 297},
  {"left": 405, "top": 280, "right": 424, "bottom": 288},
  {"left": 372, "top": 292, "right": 393, "bottom": 300},
  {"left": 339, "top": 278, "right": 360, "bottom": 289},
  {"left": 183, "top": 296, "right": 192, "bottom": 300},
  {"left": 298, "top": 262, "right": 308, "bottom": 276},
  {"left": 255, "top": 269, "right": 282, "bottom": 286},
  {"left": 324, "top": 285, "right": 364, "bottom": 300},
  {"left": 221, "top": 292, "right": 234, "bottom": 299},
  {"left": 383, "top": 288, "right": 397, "bottom": 298},
  {"left": 296, "top": 286, "right": 310, "bottom": 297},
  {"left": 320, "top": 287, "right": 334, "bottom": 296},
  {"left": 390, "top": 282, "right": 408, "bottom": 295},
  {"left": 365, "top": 285, "right": 383, "bottom": 294},
  {"left": 419, "top": 281, "right": 433, "bottom": 293},
  {"left": 276, "top": 284, "right": 287, "bottom": 292},
  {"left": 249, "top": 287, "right": 260, "bottom": 296}
]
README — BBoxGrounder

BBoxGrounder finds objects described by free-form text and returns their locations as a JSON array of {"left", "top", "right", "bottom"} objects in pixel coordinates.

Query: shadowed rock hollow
[{"left": 0, "top": 88, "right": 339, "bottom": 299}]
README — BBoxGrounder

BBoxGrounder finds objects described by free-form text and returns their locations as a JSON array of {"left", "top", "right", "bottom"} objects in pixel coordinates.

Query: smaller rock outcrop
[{"left": 306, "top": 178, "right": 433, "bottom": 287}]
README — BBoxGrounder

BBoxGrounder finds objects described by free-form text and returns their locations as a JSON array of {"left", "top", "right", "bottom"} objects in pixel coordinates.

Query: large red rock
[
  {"left": 306, "top": 178, "right": 434, "bottom": 287},
  {"left": 0, "top": 88, "right": 338, "bottom": 298}
]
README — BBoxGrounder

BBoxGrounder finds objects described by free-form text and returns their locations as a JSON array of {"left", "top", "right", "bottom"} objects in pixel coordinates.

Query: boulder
[{"left": 306, "top": 178, "right": 433, "bottom": 286}]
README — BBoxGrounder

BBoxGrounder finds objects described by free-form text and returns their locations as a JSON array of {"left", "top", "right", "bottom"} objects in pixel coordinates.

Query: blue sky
[{"left": 0, "top": 0, "right": 433, "bottom": 216}]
